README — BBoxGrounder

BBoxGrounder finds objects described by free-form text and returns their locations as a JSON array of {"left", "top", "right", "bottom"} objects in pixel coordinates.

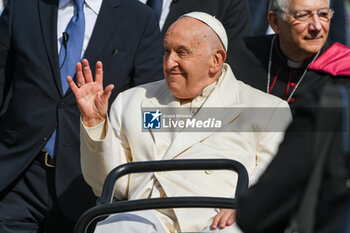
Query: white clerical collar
[{"left": 287, "top": 59, "right": 304, "bottom": 69}]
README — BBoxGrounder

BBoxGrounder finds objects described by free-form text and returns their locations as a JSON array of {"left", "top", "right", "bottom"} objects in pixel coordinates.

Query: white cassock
[{"left": 81, "top": 64, "right": 292, "bottom": 233}]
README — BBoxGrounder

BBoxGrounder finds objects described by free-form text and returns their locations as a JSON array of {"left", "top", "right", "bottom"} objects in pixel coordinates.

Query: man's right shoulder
[{"left": 120, "top": 79, "right": 166, "bottom": 98}]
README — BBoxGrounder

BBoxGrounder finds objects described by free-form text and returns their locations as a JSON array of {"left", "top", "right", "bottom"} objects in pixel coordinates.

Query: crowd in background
[{"left": 1, "top": 0, "right": 350, "bottom": 46}]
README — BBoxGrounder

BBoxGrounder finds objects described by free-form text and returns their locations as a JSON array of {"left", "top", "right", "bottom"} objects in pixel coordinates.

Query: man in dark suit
[{"left": 0, "top": 0, "right": 163, "bottom": 232}]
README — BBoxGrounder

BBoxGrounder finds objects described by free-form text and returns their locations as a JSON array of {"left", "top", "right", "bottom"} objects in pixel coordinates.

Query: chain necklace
[{"left": 266, "top": 35, "right": 320, "bottom": 102}]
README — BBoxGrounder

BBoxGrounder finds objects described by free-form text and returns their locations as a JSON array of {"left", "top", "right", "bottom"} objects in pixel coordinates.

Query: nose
[
  {"left": 309, "top": 13, "right": 322, "bottom": 31},
  {"left": 164, "top": 52, "right": 178, "bottom": 69}
]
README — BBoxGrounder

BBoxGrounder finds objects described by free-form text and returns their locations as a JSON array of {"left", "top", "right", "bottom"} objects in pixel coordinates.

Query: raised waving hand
[{"left": 67, "top": 59, "right": 114, "bottom": 127}]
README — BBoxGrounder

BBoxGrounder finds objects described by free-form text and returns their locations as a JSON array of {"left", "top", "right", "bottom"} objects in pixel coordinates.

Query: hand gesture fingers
[
  {"left": 211, "top": 209, "right": 236, "bottom": 230},
  {"left": 68, "top": 62, "right": 83, "bottom": 95},
  {"left": 94, "top": 61, "right": 103, "bottom": 86},
  {"left": 81, "top": 59, "right": 94, "bottom": 84},
  {"left": 67, "top": 59, "right": 114, "bottom": 127}
]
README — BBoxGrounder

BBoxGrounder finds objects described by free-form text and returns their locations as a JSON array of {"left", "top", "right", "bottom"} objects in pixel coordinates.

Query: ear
[
  {"left": 209, "top": 49, "right": 226, "bottom": 75},
  {"left": 268, "top": 11, "right": 281, "bottom": 34}
]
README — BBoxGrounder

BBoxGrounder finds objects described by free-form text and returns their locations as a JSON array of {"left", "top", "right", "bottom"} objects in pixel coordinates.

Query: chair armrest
[
  {"left": 74, "top": 159, "right": 248, "bottom": 233},
  {"left": 100, "top": 159, "right": 248, "bottom": 204}
]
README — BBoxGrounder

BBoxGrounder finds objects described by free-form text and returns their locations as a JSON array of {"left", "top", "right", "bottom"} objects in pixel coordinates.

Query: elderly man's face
[
  {"left": 163, "top": 18, "right": 218, "bottom": 101},
  {"left": 277, "top": 0, "right": 330, "bottom": 61}
]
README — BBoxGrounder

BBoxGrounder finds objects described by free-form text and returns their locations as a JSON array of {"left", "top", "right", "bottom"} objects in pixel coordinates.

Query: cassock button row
[
  {"left": 291, "top": 82, "right": 296, "bottom": 87},
  {"left": 205, "top": 170, "right": 213, "bottom": 175}
]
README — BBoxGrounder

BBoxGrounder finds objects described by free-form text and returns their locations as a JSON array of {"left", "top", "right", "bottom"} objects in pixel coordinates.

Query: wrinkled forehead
[
  {"left": 167, "top": 17, "right": 206, "bottom": 34},
  {"left": 287, "top": 0, "right": 330, "bottom": 10},
  {"left": 164, "top": 18, "right": 207, "bottom": 42}
]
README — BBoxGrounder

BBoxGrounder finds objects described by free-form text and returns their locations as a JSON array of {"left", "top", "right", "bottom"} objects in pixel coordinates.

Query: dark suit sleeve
[
  {"left": 132, "top": 10, "right": 164, "bottom": 86},
  {"left": 236, "top": 102, "right": 317, "bottom": 233},
  {"left": 0, "top": 1, "right": 13, "bottom": 112}
]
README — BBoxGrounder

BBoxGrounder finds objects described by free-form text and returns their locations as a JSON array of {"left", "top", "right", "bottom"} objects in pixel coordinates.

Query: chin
[
  {"left": 170, "top": 90, "right": 195, "bottom": 100},
  {"left": 168, "top": 87, "right": 183, "bottom": 98},
  {"left": 305, "top": 38, "right": 325, "bottom": 48},
  {"left": 302, "top": 43, "right": 324, "bottom": 55}
]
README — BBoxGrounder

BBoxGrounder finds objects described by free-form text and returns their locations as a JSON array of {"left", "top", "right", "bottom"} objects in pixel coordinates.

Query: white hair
[{"left": 268, "top": 0, "right": 331, "bottom": 19}]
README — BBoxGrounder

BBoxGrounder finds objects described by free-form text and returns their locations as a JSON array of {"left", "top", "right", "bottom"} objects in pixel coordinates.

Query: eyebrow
[
  {"left": 176, "top": 45, "right": 191, "bottom": 51},
  {"left": 294, "top": 7, "right": 329, "bottom": 11},
  {"left": 163, "top": 43, "right": 191, "bottom": 52}
]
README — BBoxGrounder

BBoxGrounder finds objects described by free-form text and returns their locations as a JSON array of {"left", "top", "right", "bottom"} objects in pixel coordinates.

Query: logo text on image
[{"left": 143, "top": 110, "right": 161, "bottom": 129}]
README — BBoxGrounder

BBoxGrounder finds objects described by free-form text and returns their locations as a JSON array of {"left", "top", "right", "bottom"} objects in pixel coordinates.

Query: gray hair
[{"left": 268, "top": 0, "right": 330, "bottom": 19}]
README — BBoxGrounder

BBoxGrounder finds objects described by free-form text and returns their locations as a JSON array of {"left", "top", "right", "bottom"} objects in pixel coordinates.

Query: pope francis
[{"left": 68, "top": 12, "right": 292, "bottom": 233}]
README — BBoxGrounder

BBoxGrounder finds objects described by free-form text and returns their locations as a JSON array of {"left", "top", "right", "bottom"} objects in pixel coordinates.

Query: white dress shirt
[
  {"left": 0, "top": 0, "right": 7, "bottom": 15},
  {"left": 57, "top": 0, "right": 102, "bottom": 58},
  {"left": 139, "top": 0, "right": 172, "bottom": 30}
]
